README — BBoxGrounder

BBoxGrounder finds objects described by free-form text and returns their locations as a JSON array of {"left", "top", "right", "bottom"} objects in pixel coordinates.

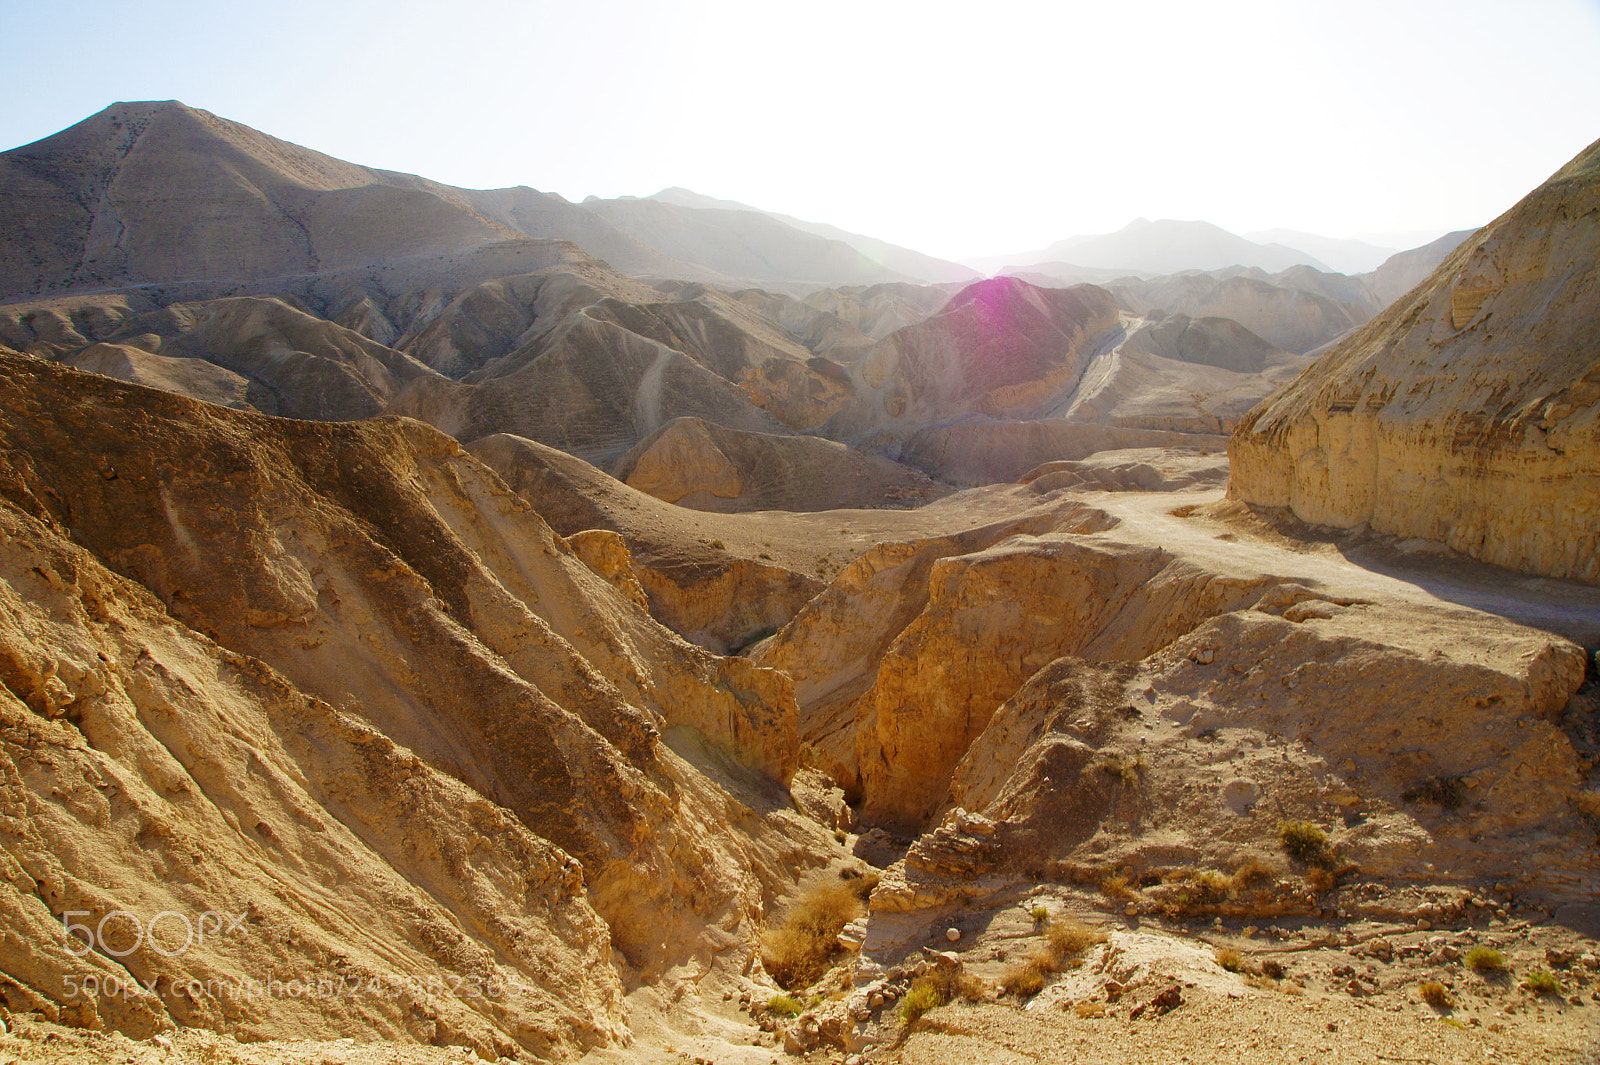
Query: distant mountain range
[{"left": 1, "top": 99, "right": 1475, "bottom": 320}]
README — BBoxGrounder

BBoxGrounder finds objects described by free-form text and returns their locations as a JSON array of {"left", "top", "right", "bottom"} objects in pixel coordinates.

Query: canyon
[{"left": 0, "top": 104, "right": 1596, "bottom": 1064}]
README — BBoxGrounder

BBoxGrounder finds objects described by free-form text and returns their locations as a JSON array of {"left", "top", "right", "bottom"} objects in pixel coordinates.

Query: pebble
[{"left": 945, "top": 927, "right": 961, "bottom": 942}]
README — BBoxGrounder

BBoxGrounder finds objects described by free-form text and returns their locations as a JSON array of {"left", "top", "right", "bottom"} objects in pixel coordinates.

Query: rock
[
  {"left": 945, "top": 927, "right": 961, "bottom": 942},
  {"left": 615, "top": 417, "right": 947, "bottom": 513},
  {"left": 1230, "top": 136, "right": 1600, "bottom": 584}
]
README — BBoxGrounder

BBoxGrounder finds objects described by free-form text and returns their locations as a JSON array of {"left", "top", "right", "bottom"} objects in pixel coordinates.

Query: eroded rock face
[
  {"left": 614, "top": 417, "right": 949, "bottom": 513},
  {"left": 0, "top": 354, "right": 829, "bottom": 1053},
  {"left": 1229, "top": 137, "right": 1600, "bottom": 584}
]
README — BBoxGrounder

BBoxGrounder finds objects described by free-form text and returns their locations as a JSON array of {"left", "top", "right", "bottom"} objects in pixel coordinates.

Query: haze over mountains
[{"left": 1, "top": 100, "right": 1597, "bottom": 1064}]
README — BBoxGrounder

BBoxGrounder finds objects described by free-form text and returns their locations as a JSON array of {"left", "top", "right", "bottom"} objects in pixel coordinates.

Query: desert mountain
[
  {"left": 968, "top": 218, "right": 1331, "bottom": 276},
  {"left": 646, "top": 187, "right": 981, "bottom": 284},
  {"left": 1243, "top": 229, "right": 1399, "bottom": 274},
  {"left": 1364, "top": 227, "right": 1477, "bottom": 304},
  {"left": 1230, "top": 138, "right": 1600, "bottom": 584},
  {"left": 582, "top": 195, "right": 920, "bottom": 290},
  {"left": 1106, "top": 269, "right": 1374, "bottom": 354},
  {"left": 0, "top": 101, "right": 716, "bottom": 296}
]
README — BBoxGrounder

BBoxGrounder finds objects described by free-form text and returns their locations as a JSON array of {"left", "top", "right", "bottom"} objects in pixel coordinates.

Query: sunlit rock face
[{"left": 1229, "top": 137, "right": 1600, "bottom": 584}]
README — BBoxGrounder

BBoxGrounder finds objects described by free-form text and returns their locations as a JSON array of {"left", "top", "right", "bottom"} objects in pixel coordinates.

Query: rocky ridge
[{"left": 1230, "top": 137, "right": 1600, "bottom": 584}]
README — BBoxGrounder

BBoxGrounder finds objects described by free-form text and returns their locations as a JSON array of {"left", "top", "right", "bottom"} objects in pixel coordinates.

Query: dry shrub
[
  {"left": 1044, "top": 918, "right": 1106, "bottom": 962},
  {"left": 1215, "top": 947, "right": 1244, "bottom": 973},
  {"left": 762, "top": 872, "right": 876, "bottom": 989},
  {"left": 1466, "top": 946, "right": 1507, "bottom": 973},
  {"left": 1524, "top": 969, "right": 1562, "bottom": 994},
  {"left": 1099, "top": 873, "right": 1137, "bottom": 901},
  {"left": 1002, "top": 918, "right": 1106, "bottom": 998},
  {"left": 1231, "top": 856, "right": 1277, "bottom": 890},
  {"left": 958, "top": 974, "right": 990, "bottom": 1002},
  {"left": 1001, "top": 959, "right": 1047, "bottom": 997},
  {"left": 1418, "top": 980, "right": 1453, "bottom": 1008},
  {"left": 1305, "top": 866, "right": 1338, "bottom": 892}
]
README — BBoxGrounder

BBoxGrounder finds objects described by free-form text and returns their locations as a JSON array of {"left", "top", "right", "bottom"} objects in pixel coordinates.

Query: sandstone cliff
[{"left": 1229, "top": 137, "right": 1600, "bottom": 584}]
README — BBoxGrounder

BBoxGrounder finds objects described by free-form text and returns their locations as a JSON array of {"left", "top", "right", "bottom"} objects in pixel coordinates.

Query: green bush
[
  {"left": 1277, "top": 821, "right": 1328, "bottom": 864},
  {"left": 899, "top": 981, "right": 945, "bottom": 1024}
]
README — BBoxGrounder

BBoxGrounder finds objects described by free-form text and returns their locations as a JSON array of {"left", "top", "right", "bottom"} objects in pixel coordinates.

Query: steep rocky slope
[
  {"left": 613, "top": 418, "right": 948, "bottom": 513},
  {"left": 1230, "top": 137, "right": 1600, "bottom": 584},
  {"left": 0, "top": 353, "right": 838, "bottom": 1056}
]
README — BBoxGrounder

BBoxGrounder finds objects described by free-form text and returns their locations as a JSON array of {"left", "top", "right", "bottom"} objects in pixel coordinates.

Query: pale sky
[{"left": 4, "top": 0, "right": 1598, "bottom": 261}]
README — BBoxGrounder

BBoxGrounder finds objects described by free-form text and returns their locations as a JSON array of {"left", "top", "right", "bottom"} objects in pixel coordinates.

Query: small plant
[
  {"left": 1278, "top": 820, "right": 1328, "bottom": 864},
  {"left": 761, "top": 871, "right": 878, "bottom": 988},
  {"left": 1092, "top": 752, "right": 1143, "bottom": 785},
  {"left": 1030, "top": 904, "right": 1050, "bottom": 923},
  {"left": 1524, "top": 969, "right": 1562, "bottom": 994},
  {"left": 1000, "top": 960, "right": 1046, "bottom": 997},
  {"left": 1229, "top": 856, "right": 1276, "bottom": 889},
  {"left": 1402, "top": 776, "right": 1466, "bottom": 810},
  {"left": 958, "top": 974, "right": 990, "bottom": 1002},
  {"left": 767, "top": 993, "right": 803, "bottom": 1016},
  {"left": 899, "top": 979, "right": 945, "bottom": 1024},
  {"left": 1465, "top": 946, "right": 1507, "bottom": 973},
  {"left": 1099, "top": 873, "right": 1137, "bottom": 901},
  {"left": 758, "top": 552, "right": 773, "bottom": 560},
  {"left": 1215, "top": 947, "right": 1244, "bottom": 973},
  {"left": 1418, "top": 980, "right": 1453, "bottom": 1008},
  {"left": 706, "top": 538, "right": 725, "bottom": 550},
  {"left": 1043, "top": 918, "right": 1106, "bottom": 963},
  {"left": 1306, "top": 866, "right": 1339, "bottom": 892}
]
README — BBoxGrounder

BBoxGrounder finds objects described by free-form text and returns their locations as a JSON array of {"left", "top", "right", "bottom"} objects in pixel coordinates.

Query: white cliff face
[{"left": 1229, "top": 138, "right": 1600, "bottom": 585}]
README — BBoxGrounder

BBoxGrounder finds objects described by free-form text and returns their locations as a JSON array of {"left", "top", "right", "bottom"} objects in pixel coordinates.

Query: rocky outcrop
[
  {"left": 1230, "top": 137, "right": 1600, "bottom": 584},
  {"left": 2, "top": 292, "right": 443, "bottom": 420},
  {"left": 614, "top": 418, "right": 949, "bottom": 512}
]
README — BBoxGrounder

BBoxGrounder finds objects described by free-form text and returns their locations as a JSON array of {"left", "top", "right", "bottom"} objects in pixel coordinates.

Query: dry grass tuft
[
  {"left": 1524, "top": 969, "right": 1561, "bottom": 994},
  {"left": 1230, "top": 856, "right": 1277, "bottom": 889},
  {"left": 1099, "top": 873, "right": 1137, "bottom": 901},
  {"left": 761, "top": 871, "right": 878, "bottom": 989},
  {"left": 1215, "top": 947, "right": 1244, "bottom": 973},
  {"left": 1000, "top": 959, "right": 1047, "bottom": 998},
  {"left": 1418, "top": 980, "right": 1453, "bottom": 1008},
  {"left": 1044, "top": 918, "right": 1106, "bottom": 962},
  {"left": 1000, "top": 918, "right": 1106, "bottom": 998},
  {"left": 1466, "top": 946, "right": 1507, "bottom": 973}
]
